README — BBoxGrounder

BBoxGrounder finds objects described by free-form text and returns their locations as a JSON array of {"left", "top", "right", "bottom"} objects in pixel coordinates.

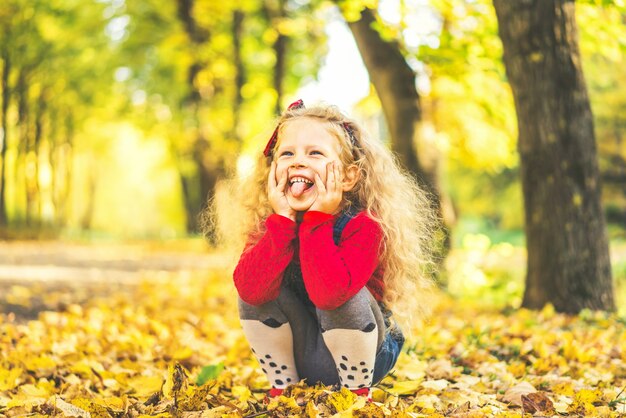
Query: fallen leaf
[
  {"left": 162, "top": 362, "right": 189, "bottom": 400},
  {"left": 502, "top": 382, "right": 536, "bottom": 406},
  {"left": 426, "top": 359, "right": 460, "bottom": 380},
  {"left": 196, "top": 363, "right": 225, "bottom": 386},
  {"left": 389, "top": 380, "right": 423, "bottom": 395},
  {"left": 52, "top": 396, "right": 91, "bottom": 418},
  {"left": 521, "top": 392, "right": 555, "bottom": 415}
]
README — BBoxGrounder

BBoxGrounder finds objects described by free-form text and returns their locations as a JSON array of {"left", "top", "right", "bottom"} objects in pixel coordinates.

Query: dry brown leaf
[
  {"left": 502, "top": 381, "right": 537, "bottom": 406},
  {"left": 426, "top": 359, "right": 458, "bottom": 380},
  {"left": 521, "top": 392, "right": 555, "bottom": 415}
]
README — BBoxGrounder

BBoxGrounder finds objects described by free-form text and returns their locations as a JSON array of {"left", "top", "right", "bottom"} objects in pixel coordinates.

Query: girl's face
[{"left": 274, "top": 118, "right": 350, "bottom": 212}]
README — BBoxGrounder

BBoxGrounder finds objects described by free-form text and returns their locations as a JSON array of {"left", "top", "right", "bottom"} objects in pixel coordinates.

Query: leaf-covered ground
[{"left": 1, "top": 264, "right": 626, "bottom": 417}]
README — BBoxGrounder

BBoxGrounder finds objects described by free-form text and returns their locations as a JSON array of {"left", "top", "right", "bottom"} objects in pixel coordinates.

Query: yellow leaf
[
  {"left": 0, "top": 367, "right": 23, "bottom": 391},
  {"left": 506, "top": 361, "right": 526, "bottom": 378},
  {"left": 352, "top": 401, "right": 386, "bottom": 417},
  {"left": 552, "top": 382, "right": 576, "bottom": 396},
  {"left": 128, "top": 375, "right": 164, "bottom": 398},
  {"left": 306, "top": 400, "right": 320, "bottom": 418},
  {"left": 389, "top": 380, "right": 422, "bottom": 396},
  {"left": 267, "top": 395, "right": 302, "bottom": 414},
  {"left": 172, "top": 346, "right": 193, "bottom": 360},
  {"left": 19, "top": 383, "right": 50, "bottom": 397},
  {"left": 413, "top": 394, "right": 440, "bottom": 412},
  {"left": 92, "top": 396, "right": 126, "bottom": 412},
  {"left": 69, "top": 362, "right": 94, "bottom": 377},
  {"left": 70, "top": 397, "right": 112, "bottom": 416},
  {"left": 22, "top": 355, "right": 57, "bottom": 373},
  {"left": 6, "top": 383, "right": 49, "bottom": 408},
  {"left": 6, "top": 394, "right": 47, "bottom": 409},
  {"left": 328, "top": 388, "right": 356, "bottom": 413},
  {"left": 231, "top": 385, "right": 251, "bottom": 402},
  {"left": 162, "top": 363, "right": 188, "bottom": 400},
  {"left": 421, "top": 379, "right": 449, "bottom": 393},
  {"left": 568, "top": 389, "right": 603, "bottom": 415}
]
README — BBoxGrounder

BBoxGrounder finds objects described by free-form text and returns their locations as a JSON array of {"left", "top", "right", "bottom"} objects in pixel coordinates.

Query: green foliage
[
  {"left": 446, "top": 232, "right": 525, "bottom": 308},
  {"left": 196, "top": 363, "right": 225, "bottom": 386},
  {"left": 577, "top": 4, "right": 626, "bottom": 227},
  {"left": 372, "top": 0, "right": 626, "bottom": 232},
  {"left": 0, "top": 0, "right": 327, "bottom": 237},
  {"left": 371, "top": 0, "right": 520, "bottom": 229},
  {"left": 1, "top": 0, "right": 625, "bottom": 239},
  {"left": 0, "top": 0, "right": 116, "bottom": 232}
]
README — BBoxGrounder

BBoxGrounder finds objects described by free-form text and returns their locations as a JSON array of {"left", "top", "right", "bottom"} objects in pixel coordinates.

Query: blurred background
[{"left": 0, "top": 0, "right": 625, "bottom": 312}]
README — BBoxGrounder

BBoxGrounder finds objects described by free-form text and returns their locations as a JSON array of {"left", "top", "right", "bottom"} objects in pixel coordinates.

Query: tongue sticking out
[{"left": 290, "top": 182, "right": 309, "bottom": 197}]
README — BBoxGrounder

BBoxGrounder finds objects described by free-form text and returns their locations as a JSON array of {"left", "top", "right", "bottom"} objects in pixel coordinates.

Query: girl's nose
[{"left": 290, "top": 159, "right": 306, "bottom": 168}]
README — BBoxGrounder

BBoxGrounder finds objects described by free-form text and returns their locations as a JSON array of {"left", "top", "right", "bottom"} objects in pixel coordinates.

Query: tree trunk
[
  {"left": 346, "top": 7, "right": 423, "bottom": 184},
  {"left": 193, "top": 136, "right": 220, "bottom": 237},
  {"left": 176, "top": 0, "right": 209, "bottom": 44},
  {"left": 80, "top": 161, "right": 97, "bottom": 230},
  {"left": 16, "top": 68, "right": 30, "bottom": 226},
  {"left": 232, "top": 9, "right": 245, "bottom": 143},
  {"left": 0, "top": 47, "right": 10, "bottom": 227},
  {"left": 343, "top": 5, "right": 451, "bottom": 254},
  {"left": 493, "top": 0, "right": 614, "bottom": 313},
  {"left": 48, "top": 107, "right": 59, "bottom": 225},
  {"left": 32, "top": 87, "right": 47, "bottom": 225},
  {"left": 176, "top": 0, "right": 223, "bottom": 234},
  {"left": 57, "top": 114, "right": 74, "bottom": 227},
  {"left": 262, "top": 0, "right": 287, "bottom": 113},
  {"left": 272, "top": 0, "right": 286, "bottom": 113}
]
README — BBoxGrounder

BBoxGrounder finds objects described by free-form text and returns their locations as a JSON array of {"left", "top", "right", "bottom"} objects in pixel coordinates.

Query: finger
[
  {"left": 332, "top": 161, "right": 340, "bottom": 192},
  {"left": 277, "top": 169, "right": 288, "bottom": 192},
  {"left": 314, "top": 172, "right": 326, "bottom": 194},
  {"left": 326, "top": 162, "right": 335, "bottom": 188}
]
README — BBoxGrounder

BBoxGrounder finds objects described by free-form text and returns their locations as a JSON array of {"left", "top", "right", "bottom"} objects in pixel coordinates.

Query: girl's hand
[
  {"left": 268, "top": 161, "right": 296, "bottom": 221},
  {"left": 310, "top": 161, "right": 343, "bottom": 214}
]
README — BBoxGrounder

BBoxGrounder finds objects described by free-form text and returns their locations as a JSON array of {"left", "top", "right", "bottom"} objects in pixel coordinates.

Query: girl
[{"left": 230, "top": 100, "right": 435, "bottom": 398}]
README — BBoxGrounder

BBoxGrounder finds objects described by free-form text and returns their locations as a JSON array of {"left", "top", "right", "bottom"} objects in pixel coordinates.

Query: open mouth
[{"left": 289, "top": 176, "right": 314, "bottom": 197}]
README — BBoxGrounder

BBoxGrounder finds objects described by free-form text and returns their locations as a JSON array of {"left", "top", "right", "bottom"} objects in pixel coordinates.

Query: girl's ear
[{"left": 341, "top": 164, "right": 360, "bottom": 192}]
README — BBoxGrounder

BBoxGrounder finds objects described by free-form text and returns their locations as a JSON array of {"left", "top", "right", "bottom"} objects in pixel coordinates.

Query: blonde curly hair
[{"left": 210, "top": 103, "right": 438, "bottom": 331}]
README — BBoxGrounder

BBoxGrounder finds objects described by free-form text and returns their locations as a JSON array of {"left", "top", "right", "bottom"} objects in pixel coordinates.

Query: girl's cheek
[{"left": 279, "top": 166, "right": 290, "bottom": 180}]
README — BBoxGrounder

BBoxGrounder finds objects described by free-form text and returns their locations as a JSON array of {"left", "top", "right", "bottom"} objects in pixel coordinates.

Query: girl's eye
[
  {"left": 279, "top": 151, "right": 293, "bottom": 157},
  {"left": 310, "top": 150, "right": 323, "bottom": 156}
]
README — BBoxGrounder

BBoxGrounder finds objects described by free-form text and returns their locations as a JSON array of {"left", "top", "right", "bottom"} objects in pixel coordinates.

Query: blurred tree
[
  {"left": 493, "top": 0, "right": 615, "bottom": 312},
  {"left": 0, "top": 0, "right": 20, "bottom": 226},
  {"left": 418, "top": 0, "right": 520, "bottom": 231},
  {"left": 262, "top": 0, "right": 287, "bottom": 114},
  {"left": 116, "top": 0, "right": 326, "bottom": 235},
  {"left": 373, "top": 0, "right": 624, "bottom": 237},
  {"left": 0, "top": 35, "right": 10, "bottom": 226},
  {"left": 175, "top": 0, "right": 223, "bottom": 234},
  {"left": 336, "top": 1, "right": 452, "bottom": 254},
  {"left": 577, "top": 2, "right": 626, "bottom": 228},
  {"left": 0, "top": 0, "right": 113, "bottom": 234}
]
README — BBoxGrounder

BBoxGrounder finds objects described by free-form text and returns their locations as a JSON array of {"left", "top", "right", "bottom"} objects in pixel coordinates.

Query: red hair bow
[{"left": 263, "top": 99, "right": 305, "bottom": 157}]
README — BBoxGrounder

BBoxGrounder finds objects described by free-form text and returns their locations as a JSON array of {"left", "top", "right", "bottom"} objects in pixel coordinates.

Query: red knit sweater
[{"left": 233, "top": 211, "right": 384, "bottom": 310}]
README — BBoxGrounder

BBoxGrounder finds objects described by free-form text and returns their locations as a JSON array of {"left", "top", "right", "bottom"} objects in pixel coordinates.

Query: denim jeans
[{"left": 372, "top": 326, "right": 405, "bottom": 384}]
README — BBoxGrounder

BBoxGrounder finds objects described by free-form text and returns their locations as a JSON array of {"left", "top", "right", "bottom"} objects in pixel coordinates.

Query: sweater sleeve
[
  {"left": 298, "top": 211, "right": 383, "bottom": 310},
  {"left": 233, "top": 214, "right": 297, "bottom": 306}
]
